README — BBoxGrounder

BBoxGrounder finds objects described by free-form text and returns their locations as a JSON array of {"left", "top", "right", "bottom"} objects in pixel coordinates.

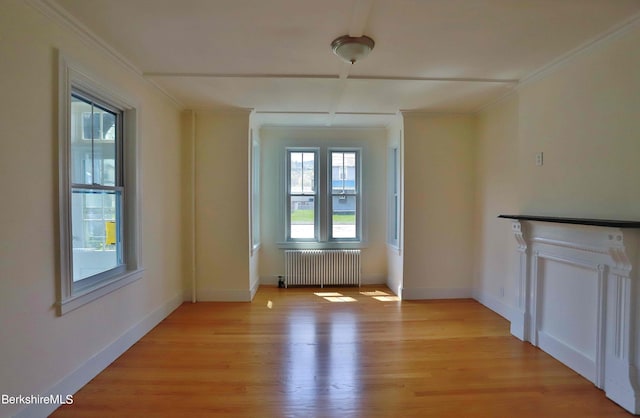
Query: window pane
[
  {"left": 71, "top": 188, "right": 122, "bottom": 282},
  {"left": 302, "top": 152, "right": 315, "bottom": 193},
  {"left": 331, "top": 151, "right": 356, "bottom": 193},
  {"left": 93, "top": 136, "right": 116, "bottom": 187},
  {"left": 71, "top": 95, "right": 118, "bottom": 186},
  {"left": 102, "top": 111, "right": 116, "bottom": 140},
  {"left": 290, "top": 152, "right": 302, "bottom": 193},
  {"left": 290, "top": 195, "right": 315, "bottom": 239},
  {"left": 71, "top": 96, "right": 93, "bottom": 184},
  {"left": 332, "top": 195, "right": 356, "bottom": 238}
]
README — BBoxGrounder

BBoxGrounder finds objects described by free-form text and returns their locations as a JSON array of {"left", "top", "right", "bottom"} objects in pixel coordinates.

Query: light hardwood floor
[{"left": 51, "top": 286, "right": 632, "bottom": 417}]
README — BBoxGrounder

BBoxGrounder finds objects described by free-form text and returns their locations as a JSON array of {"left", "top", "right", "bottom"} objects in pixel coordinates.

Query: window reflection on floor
[
  {"left": 285, "top": 310, "right": 360, "bottom": 413},
  {"left": 286, "top": 316, "right": 318, "bottom": 409}
]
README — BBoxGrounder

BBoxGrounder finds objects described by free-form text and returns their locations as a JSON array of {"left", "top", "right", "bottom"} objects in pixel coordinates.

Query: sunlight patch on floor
[
  {"left": 314, "top": 292, "right": 344, "bottom": 297},
  {"left": 373, "top": 296, "right": 401, "bottom": 302},
  {"left": 359, "top": 290, "right": 389, "bottom": 296},
  {"left": 324, "top": 296, "right": 357, "bottom": 303}
]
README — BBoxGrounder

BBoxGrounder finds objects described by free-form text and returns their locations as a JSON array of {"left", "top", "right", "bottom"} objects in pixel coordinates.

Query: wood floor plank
[{"left": 50, "top": 286, "right": 632, "bottom": 417}]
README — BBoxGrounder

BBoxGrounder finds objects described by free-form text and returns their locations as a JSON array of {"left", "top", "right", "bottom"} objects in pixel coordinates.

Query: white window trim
[
  {"left": 285, "top": 147, "right": 319, "bottom": 242},
  {"left": 58, "top": 51, "right": 143, "bottom": 315},
  {"left": 280, "top": 145, "right": 365, "bottom": 249},
  {"left": 250, "top": 130, "right": 261, "bottom": 254},
  {"left": 328, "top": 148, "right": 362, "bottom": 242},
  {"left": 386, "top": 142, "right": 402, "bottom": 253}
]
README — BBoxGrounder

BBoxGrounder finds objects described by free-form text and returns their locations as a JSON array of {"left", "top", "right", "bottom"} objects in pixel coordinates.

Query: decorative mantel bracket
[{"left": 499, "top": 215, "right": 640, "bottom": 414}]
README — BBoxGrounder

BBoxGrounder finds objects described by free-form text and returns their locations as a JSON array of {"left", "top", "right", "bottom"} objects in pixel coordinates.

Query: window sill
[
  {"left": 277, "top": 241, "right": 367, "bottom": 250},
  {"left": 386, "top": 243, "right": 402, "bottom": 255},
  {"left": 58, "top": 268, "right": 144, "bottom": 315}
]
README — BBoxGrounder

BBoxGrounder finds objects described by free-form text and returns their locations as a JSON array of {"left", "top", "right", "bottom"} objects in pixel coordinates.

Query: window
[
  {"left": 70, "top": 92, "right": 123, "bottom": 285},
  {"left": 387, "top": 146, "right": 400, "bottom": 248},
  {"left": 285, "top": 147, "right": 361, "bottom": 243},
  {"left": 329, "top": 150, "right": 359, "bottom": 240},
  {"left": 251, "top": 132, "right": 261, "bottom": 251},
  {"left": 58, "top": 53, "right": 142, "bottom": 315},
  {"left": 286, "top": 149, "right": 318, "bottom": 240}
]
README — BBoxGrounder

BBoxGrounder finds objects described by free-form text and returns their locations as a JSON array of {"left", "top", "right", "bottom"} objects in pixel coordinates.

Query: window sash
[
  {"left": 286, "top": 149, "right": 318, "bottom": 241},
  {"left": 328, "top": 150, "right": 360, "bottom": 241},
  {"left": 69, "top": 88, "right": 126, "bottom": 292}
]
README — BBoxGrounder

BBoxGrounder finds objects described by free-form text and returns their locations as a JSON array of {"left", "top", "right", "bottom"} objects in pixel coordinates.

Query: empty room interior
[{"left": 2, "top": 0, "right": 640, "bottom": 417}]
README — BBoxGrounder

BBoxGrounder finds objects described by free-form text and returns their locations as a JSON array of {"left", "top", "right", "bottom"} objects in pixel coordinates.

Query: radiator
[{"left": 284, "top": 250, "right": 361, "bottom": 287}]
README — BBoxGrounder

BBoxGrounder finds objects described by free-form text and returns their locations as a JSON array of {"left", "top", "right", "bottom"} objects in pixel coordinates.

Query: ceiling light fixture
[{"left": 330, "top": 35, "right": 375, "bottom": 64}]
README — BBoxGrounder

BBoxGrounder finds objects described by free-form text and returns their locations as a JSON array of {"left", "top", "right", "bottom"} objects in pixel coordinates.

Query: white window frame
[
  {"left": 250, "top": 130, "right": 261, "bottom": 253},
  {"left": 387, "top": 145, "right": 401, "bottom": 249},
  {"left": 58, "top": 52, "right": 143, "bottom": 315},
  {"left": 283, "top": 146, "right": 363, "bottom": 246},
  {"left": 328, "top": 148, "right": 361, "bottom": 241},
  {"left": 285, "top": 148, "right": 319, "bottom": 241}
]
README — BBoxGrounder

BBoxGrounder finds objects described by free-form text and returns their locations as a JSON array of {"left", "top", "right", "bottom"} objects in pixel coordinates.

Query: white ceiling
[{"left": 51, "top": 0, "right": 640, "bottom": 127}]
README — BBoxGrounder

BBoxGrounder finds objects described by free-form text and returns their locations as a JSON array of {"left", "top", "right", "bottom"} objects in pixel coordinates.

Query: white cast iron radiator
[{"left": 284, "top": 250, "right": 361, "bottom": 287}]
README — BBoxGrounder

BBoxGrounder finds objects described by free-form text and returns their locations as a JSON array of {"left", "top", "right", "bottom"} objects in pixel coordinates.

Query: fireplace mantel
[
  {"left": 499, "top": 215, "right": 640, "bottom": 414},
  {"left": 498, "top": 214, "right": 640, "bottom": 228}
]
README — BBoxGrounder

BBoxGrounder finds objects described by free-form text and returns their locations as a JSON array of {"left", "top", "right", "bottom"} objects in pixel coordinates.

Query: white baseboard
[
  {"left": 401, "top": 287, "right": 472, "bottom": 300},
  {"left": 197, "top": 288, "right": 253, "bottom": 302},
  {"left": 15, "top": 292, "right": 183, "bottom": 418},
  {"left": 537, "top": 330, "right": 596, "bottom": 384},
  {"left": 249, "top": 279, "right": 260, "bottom": 300},
  {"left": 472, "top": 289, "right": 516, "bottom": 322}
]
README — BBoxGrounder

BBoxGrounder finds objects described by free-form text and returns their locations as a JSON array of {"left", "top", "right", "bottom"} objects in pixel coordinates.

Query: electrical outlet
[{"left": 535, "top": 152, "right": 544, "bottom": 166}]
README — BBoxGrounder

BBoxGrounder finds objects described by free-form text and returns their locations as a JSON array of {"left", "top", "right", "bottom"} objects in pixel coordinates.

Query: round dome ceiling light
[{"left": 330, "top": 35, "right": 375, "bottom": 64}]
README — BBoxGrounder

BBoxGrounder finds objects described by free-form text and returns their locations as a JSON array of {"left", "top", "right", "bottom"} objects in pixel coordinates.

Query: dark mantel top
[{"left": 498, "top": 214, "right": 640, "bottom": 229}]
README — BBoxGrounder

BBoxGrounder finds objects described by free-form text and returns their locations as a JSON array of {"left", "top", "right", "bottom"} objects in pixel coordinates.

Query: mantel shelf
[{"left": 498, "top": 214, "right": 640, "bottom": 229}]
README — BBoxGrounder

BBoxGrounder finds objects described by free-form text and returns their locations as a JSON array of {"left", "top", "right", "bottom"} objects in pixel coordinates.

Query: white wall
[
  {"left": 259, "top": 127, "right": 388, "bottom": 285},
  {"left": 473, "top": 95, "right": 520, "bottom": 319},
  {"left": 0, "top": 2, "right": 184, "bottom": 417},
  {"left": 401, "top": 114, "right": 476, "bottom": 299},
  {"left": 194, "top": 111, "right": 253, "bottom": 301},
  {"left": 474, "top": 18, "right": 640, "bottom": 339}
]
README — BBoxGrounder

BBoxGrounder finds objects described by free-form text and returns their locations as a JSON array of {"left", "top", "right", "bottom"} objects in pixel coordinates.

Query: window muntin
[
  {"left": 287, "top": 150, "right": 318, "bottom": 240},
  {"left": 70, "top": 91, "right": 125, "bottom": 287},
  {"left": 329, "top": 150, "right": 360, "bottom": 240},
  {"left": 285, "top": 148, "right": 362, "bottom": 243}
]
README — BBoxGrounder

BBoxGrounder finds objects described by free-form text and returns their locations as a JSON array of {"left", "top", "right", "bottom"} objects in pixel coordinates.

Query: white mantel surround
[{"left": 502, "top": 216, "right": 640, "bottom": 414}]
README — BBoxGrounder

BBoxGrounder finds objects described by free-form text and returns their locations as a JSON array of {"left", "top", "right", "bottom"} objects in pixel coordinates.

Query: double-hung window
[
  {"left": 58, "top": 54, "right": 141, "bottom": 315},
  {"left": 285, "top": 147, "right": 361, "bottom": 243},
  {"left": 329, "top": 150, "right": 360, "bottom": 240},
  {"left": 287, "top": 149, "right": 318, "bottom": 240},
  {"left": 70, "top": 91, "right": 124, "bottom": 287}
]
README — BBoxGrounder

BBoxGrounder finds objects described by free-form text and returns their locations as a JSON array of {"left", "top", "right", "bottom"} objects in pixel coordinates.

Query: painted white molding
[
  {"left": 518, "top": 11, "right": 640, "bottom": 88},
  {"left": 401, "top": 287, "right": 472, "bottom": 300},
  {"left": 472, "top": 289, "right": 516, "bottom": 322},
  {"left": 507, "top": 220, "right": 640, "bottom": 414},
  {"left": 250, "top": 279, "right": 260, "bottom": 301},
  {"left": 14, "top": 293, "right": 183, "bottom": 418},
  {"left": 25, "top": 0, "right": 183, "bottom": 108}
]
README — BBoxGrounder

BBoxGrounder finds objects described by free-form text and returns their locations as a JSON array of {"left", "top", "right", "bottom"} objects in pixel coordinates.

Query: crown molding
[
  {"left": 25, "top": 0, "right": 184, "bottom": 108},
  {"left": 518, "top": 11, "right": 640, "bottom": 89},
  {"left": 474, "top": 86, "right": 518, "bottom": 113}
]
